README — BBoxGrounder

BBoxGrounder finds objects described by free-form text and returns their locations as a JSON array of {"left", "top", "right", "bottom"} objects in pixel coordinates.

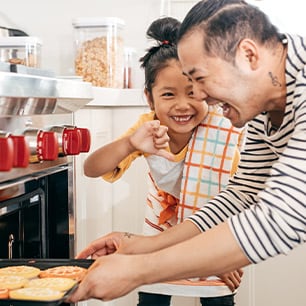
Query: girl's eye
[{"left": 161, "top": 92, "right": 174, "bottom": 97}]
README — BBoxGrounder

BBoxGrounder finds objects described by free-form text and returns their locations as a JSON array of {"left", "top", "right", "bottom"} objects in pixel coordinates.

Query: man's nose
[{"left": 193, "top": 86, "right": 208, "bottom": 102}]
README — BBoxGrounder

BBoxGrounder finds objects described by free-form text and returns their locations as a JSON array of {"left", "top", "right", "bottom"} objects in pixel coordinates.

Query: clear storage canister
[
  {"left": 72, "top": 17, "right": 125, "bottom": 88},
  {"left": 0, "top": 36, "right": 42, "bottom": 68}
]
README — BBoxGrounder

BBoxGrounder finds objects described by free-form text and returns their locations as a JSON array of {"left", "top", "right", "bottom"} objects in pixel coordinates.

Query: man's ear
[
  {"left": 237, "top": 38, "right": 259, "bottom": 70},
  {"left": 144, "top": 88, "right": 154, "bottom": 110}
]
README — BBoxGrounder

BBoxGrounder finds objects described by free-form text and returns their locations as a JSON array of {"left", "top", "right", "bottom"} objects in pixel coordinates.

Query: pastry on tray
[
  {"left": 0, "top": 266, "right": 40, "bottom": 279},
  {"left": 0, "top": 275, "right": 28, "bottom": 290},
  {"left": 39, "top": 265, "right": 87, "bottom": 281},
  {"left": 25, "top": 277, "right": 76, "bottom": 291},
  {"left": 0, "top": 288, "right": 9, "bottom": 299},
  {"left": 9, "top": 287, "right": 64, "bottom": 301}
]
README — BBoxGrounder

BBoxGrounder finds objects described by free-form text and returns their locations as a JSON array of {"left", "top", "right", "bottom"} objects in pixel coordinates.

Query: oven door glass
[
  {"left": 0, "top": 188, "right": 45, "bottom": 259},
  {"left": 0, "top": 166, "right": 71, "bottom": 260}
]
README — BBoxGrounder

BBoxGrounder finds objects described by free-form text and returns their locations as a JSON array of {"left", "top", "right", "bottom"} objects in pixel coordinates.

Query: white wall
[
  {"left": 247, "top": 0, "right": 306, "bottom": 35},
  {"left": 0, "top": 0, "right": 162, "bottom": 78},
  {"left": 1, "top": 0, "right": 305, "bottom": 77}
]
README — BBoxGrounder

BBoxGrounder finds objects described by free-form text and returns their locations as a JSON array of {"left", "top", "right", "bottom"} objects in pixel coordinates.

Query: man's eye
[
  {"left": 195, "top": 76, "right": 203, "bottom": 81},
  {"left": 188, "top": 91, "right": 194, "bottom": 97}
]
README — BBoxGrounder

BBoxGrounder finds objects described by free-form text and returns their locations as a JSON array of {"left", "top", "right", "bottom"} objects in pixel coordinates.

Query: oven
[
  {"left": 0, "top": 166, "right": 72, "bottom": 259},
  {"left": 0, "top": 70, "right": 92, "bottom": 305}
]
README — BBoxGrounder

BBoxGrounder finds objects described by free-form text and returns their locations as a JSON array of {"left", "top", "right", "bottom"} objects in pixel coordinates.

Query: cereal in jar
[{"left": 72, "top": 17, "right": 125, "bottom": 88}]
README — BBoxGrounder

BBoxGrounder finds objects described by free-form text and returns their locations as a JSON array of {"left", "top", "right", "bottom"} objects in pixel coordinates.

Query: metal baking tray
[{"left": 0, "top": 258, "right": 94, "bottom": 306}]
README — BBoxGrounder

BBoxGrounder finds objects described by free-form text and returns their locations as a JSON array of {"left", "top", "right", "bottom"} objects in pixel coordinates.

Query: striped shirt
[{"left": 187, "top": 34, "right": 306, "bottom": 264}]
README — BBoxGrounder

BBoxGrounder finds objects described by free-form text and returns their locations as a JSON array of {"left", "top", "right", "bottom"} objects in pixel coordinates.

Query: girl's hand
[
  {"left": 217, "top": 268, "right": 244, "bottom": 292},
  {"left": 130, "top": 120, "right": 174, "bottom": 161}
]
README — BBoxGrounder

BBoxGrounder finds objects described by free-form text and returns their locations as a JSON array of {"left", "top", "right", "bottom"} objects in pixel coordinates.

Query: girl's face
[{"left": 147, "top": 59, "right": 208, "bottom": 138}]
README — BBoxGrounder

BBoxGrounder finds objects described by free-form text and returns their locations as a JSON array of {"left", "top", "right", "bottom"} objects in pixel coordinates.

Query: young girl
[{"left": 83, "top": 17, "right": 244, "bottom": 306}]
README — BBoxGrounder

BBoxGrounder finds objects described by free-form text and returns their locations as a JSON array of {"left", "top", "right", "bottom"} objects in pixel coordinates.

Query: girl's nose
[{"left": 175, "top": 97, "right": 190, "bottom": 109}]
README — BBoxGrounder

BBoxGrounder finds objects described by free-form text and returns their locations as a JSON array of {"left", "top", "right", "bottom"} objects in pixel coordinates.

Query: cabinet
[
  {"left": 74, "top": 88, "right": 150, "bottom": 306},
  {"left": 73, "top": 88, "right": 200, "bottom": 306}
]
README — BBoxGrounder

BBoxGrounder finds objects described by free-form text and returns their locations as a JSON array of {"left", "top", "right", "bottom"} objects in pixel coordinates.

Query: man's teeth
[
  {"left": 173, "top": 115, "right": 192, "bottom": 122},
  {"left": 217, "top": 103, "right": 225, "bottom": 109}
]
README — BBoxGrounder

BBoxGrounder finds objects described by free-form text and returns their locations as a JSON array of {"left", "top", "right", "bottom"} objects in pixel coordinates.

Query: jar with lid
[
  {"left": 72, "top": 17, "right": 125, "bottom": 88},
  {"left": 0, "top": 36, "right": 42, "bottom": 68}
]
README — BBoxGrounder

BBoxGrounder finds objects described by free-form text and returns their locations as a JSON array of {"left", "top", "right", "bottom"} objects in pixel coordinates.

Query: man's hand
[{"left": 76, "top": 232, "right": 129, "bottom": 259}]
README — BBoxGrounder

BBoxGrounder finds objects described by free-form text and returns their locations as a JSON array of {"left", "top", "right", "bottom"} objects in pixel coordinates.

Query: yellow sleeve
[
  {"left": 230, "top": 127, "right": 246, "bottom": 176},
  {"left": 230, "top": 147, "right": 240, "bottom": 177},
  {"left": 102, "top": 112, "right": 155, "bottom": 182}
]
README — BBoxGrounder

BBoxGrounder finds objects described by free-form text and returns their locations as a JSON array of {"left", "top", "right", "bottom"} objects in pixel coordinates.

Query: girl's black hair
[{"left": 140, "top": 17, "right": 181, "bottom": 94}]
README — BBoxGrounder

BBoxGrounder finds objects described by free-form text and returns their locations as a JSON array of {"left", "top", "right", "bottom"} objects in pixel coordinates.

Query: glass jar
[
  {"left": 72, "top": 17, "right": 125, "bottom": 88},
  {"left": 123, "top": 47, "right": 137, "bottom": 89},
  {"left": 0, "top": 36, "right": 42, "bottom": 68}
]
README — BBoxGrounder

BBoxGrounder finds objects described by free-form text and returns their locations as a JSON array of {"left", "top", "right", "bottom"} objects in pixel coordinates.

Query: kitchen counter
[
  {"left": 0, "top": 71, "right": 93, "bottom": 116},
  {"left": 87, "top": 87, "right": 147, "bottom": 107}
]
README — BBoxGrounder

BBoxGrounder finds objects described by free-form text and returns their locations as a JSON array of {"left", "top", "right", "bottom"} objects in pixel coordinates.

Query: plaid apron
[
  {"left": 144, "top": 106, "right": 244, "bottom": 232},
  {"left": 178, "top": 106, "right": 243, "bottom": 222}
]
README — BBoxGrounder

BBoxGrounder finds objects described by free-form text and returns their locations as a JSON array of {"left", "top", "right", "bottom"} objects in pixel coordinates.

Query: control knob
[
  {"left": 77, "top": 127, "right": 91, "bottom": 152},
  {"left": 10, "top": 135, "right": 30, "bottom": 168},
  {"left": 49, "top": 125, "right": 81, "bottom": 156},
  {"left": 23, "top": 128, "right": 58, "bottom": 163},
  {"left": 0, "top": 132, "right": 14, "bottom": 171}
]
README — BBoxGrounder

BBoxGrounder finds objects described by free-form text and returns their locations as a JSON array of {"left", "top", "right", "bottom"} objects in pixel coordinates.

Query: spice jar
[
  {"left": 0, "top": 36, "right": 42, "bottom": 68},
  {"left": 72, "top": 17, "right": 125, "bottom": 88},
  {"left": 123, "top": 47, "right": 137, "bottom": 89}
]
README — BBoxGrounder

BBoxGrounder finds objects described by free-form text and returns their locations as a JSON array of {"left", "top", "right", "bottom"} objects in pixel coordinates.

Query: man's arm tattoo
[{"left": 124, "top": 232, "right": 134, "bottom": 239}]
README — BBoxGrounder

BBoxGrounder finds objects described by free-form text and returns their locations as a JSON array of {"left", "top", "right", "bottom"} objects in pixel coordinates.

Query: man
[{"left": 68, "top": 0, "right": 306, "bottom": 302}]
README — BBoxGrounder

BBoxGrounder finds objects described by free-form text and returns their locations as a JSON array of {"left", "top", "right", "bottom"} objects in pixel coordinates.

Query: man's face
[{"left": 177, "top": 30, "right": 265, "bottom": 128}]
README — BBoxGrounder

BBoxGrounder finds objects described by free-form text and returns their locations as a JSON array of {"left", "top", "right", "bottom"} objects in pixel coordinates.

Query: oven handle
[
  {"left": 0, "top": 165, "right": 71, "bottom": 190},
  {"left": 8, "top": 234, "right": 14, "bottom": 259},
  {"left": 0, "top": 164, "right": 71, "bottom": 200}
]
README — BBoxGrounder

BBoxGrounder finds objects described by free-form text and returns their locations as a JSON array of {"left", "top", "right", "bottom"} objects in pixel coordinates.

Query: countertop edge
[{"left": 87, "top": 87, "right": 148, "bottom": 107}]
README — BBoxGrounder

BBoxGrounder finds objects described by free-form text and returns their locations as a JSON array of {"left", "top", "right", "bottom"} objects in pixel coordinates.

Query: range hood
[{"left": 0, "top": 71, "right": 93, "bottom": 116}]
